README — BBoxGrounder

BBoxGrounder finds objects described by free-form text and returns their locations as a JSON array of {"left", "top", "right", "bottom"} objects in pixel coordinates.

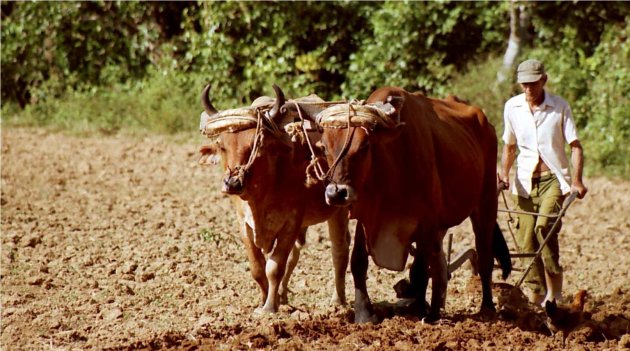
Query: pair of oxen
[{"left": 198, "top": 84, "right": 511, "bottom": 323}]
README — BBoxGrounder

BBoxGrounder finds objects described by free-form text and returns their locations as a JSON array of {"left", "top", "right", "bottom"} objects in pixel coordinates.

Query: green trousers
[{"left": 513, "top": 173, "right": 564, "bottom": 295}]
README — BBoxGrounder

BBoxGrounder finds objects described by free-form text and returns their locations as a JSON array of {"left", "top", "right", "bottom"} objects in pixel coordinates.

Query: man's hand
[
  {"left": 497, "top": 174, "right": 509, "bottom": 192},
  {"left": 571, "top": 181, "right": 588, "bottom": 199},
  {"left": 569, "top": 140, "right": 586, "bottom": 199}
]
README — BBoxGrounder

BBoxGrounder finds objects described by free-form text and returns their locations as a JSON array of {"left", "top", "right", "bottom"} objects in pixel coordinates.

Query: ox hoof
[
  {"left": 422, "top": 310, "right": 441, "bottom": 324},
  {"left": 422, "top": 317, "right": 454, "bottom": 327},
  {"left": 330, "top": 294, "right": 347, "bottom": 306},
  {"left": 253, "top": 306, "right": 277, "bottom": 317},
  {"left": 393, "top": 279, "right": 414, "bottom": 299},
  {"left": 475, "top": 305, "right": 497, "bottom": 321},
  {"left": 407, "top": 299, "right": 430, "bottom": 317},
  {"left": 353, "top": 310, "right": 378, "bottom": 324}
]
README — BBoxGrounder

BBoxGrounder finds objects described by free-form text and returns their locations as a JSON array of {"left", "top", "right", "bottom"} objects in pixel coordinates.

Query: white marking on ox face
[{"left": 325, "top": 183, "right": 357, "bottom": 206}]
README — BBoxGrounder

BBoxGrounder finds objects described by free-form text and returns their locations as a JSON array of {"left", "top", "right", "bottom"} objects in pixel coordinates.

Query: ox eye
[
  {"left": 316, "top": 142, "right": 327, "bottom": 155},
  {"left": 215, "top": 140, "right": 226, "bottom": 152}
]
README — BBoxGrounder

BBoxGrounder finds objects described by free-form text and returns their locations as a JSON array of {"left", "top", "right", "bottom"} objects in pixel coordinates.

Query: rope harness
[
  {"left": 289, "top": 101, "right": 327, "bottom": 185},
  {"left": 311, "top": 99, "right": 404, "bottom": 184},
  {"left": 321, "top": 102, "right": 359, "bottom": 184},
  {"left": 203, "top": 105, "right": 282, "bottom": 186},
  {"left": 290, "top": 100, "right": 361, "bottom": 185},
  {"left": 202, "top": 97, "right": 402, "bottom": 189}
]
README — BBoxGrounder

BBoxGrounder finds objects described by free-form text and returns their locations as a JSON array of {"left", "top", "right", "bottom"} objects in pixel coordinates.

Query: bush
[
  {"left": 578, "top": 23, "right": 630, "bottom": 177},
  {"left": 2, "top": 1, "right": 628, "bottom": 177},
  {"left": 2, "top": 68, "right": 203, "bottom": 136},
  {"left": 447, "top": 55, "right": 515, "bottom": 129},
  {"left": 178, "top": 2, "right": 375, "bottom": 107},
  {"left": 1, "top": 2, "right": 194, "bottom": 107},
  {"left": 343, "top": 1, "right": 509, "bottom": 99},
  {"left": 524, "top": 20, "right": 629, "bottom": 178}
]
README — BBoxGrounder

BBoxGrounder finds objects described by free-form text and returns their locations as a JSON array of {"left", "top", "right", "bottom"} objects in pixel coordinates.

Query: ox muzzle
[
  {"left": 325, "top": 183, "right": 356, "bottom": 206},
  {"left": 222, "top": 175, "right": 244, "bottom": 195}
]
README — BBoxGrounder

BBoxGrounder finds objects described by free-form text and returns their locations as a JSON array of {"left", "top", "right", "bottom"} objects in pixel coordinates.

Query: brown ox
[
  {"left": 198, "top": 85, "right": 350, "bottom": 313},
  {"left": 313, "top": 87, "right": 510, "bottom": 322}
]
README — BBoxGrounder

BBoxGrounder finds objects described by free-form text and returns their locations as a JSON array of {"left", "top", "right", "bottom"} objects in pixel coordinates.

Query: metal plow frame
[{"left": 445, "top": 192, "right": 578, "bottom": 289}]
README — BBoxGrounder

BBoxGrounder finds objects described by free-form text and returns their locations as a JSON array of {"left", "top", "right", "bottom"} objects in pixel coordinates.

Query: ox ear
[
  {"left": 198, "top": 143, "right": 222, "bottom": 166},
  {"left": 385, "top": 95, "right": 405, "bottom": 125},
  {"left": 314, "top": 140, "right": 326, "bottom": 156}
]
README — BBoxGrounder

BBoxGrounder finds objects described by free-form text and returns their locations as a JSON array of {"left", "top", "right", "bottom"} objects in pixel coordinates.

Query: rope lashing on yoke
[
  {"left": 201, "top": 104, "right": 282, "bottom": 137},
  {"left": 202, "top": 104, "right": 283, "bottom": 185},
  {"left": 315, "top": 100, "right": 400, "bottom": 130},
  {"left": 288, "top": 100, "right": 328, "bottom": 186},
  {"left": 314, "top": 98, "right": 404, "bottom": 183}
]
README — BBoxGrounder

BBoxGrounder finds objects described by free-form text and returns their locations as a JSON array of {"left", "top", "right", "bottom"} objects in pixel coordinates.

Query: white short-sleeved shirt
[{"left": 503, "top": 91, "right": 579, "bottom": 197}]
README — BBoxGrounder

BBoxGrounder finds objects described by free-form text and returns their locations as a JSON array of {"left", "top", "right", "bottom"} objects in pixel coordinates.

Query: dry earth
[{"left": 1, "top": 127, "right": 629, "bottom": 350}]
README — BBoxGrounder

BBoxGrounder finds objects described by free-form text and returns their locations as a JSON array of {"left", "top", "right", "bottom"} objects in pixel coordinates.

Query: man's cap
[{"left": 517, "top": 59, "right": 545, "bottom": 83}]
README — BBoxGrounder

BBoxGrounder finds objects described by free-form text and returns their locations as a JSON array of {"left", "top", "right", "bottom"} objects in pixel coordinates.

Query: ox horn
[
  {"left": 268, "top": 84, "right": 286, "bottom": 121},
  {"left": 200, "top": 84, "right": 218, "bottom": 116}
]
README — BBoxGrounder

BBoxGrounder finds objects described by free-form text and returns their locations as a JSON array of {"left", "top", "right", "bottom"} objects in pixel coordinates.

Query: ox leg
[
  {"left": 242, "top": 224, "right": 268, "bottom": 306},
  {"left": 259, "top": 229, "right": 298, "bottom": 314},
  {"left": 279, "top": 228, "right": 306, "bottom": 305},
  {"left": 351, "top": 222, "right": 377, "bottom": 323},
  {"left": 427, "top": 232, "right": 448, "bottom": 322},
  {"left": 327, "top": 211, "right": 350, "bottom": 305},
  {"left": 408, "top": 245, "right": 429, "bottom": 317},
  {"left": 471, "top": 210, "right": 497, "bottom": 315}
]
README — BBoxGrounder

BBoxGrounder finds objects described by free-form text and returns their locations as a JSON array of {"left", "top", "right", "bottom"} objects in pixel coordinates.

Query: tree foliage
[
  {"left": 178, "top": 1, "right": 375, "bottom": 107},
  {"left": 1, "top": 1, "right": 628, "bottom": 176},
  {"left": 343, "top": 1, "right": 509, "bottom": 97},
  {"left": 1, "top": 1, "right": 192, "bottom": 106},
  {"left": 519, "top": 1, "right": 630, "bottom": 177}
]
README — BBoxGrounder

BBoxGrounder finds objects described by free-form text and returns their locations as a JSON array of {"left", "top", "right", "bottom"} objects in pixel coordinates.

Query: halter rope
[
  {"left": 291, "top": 101, "right": 328, "bottom": 184},
  {"left": 322, "top": 101, "right": 359, "bottom": 183},
  {"left": 210, "top": 106, "right": 283, "bottom": 185}
]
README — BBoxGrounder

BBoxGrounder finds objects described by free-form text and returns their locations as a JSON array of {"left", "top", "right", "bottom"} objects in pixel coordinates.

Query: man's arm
[
  {"left": 570, "top": 140, "right": 588, "bottom": 198},
  {"left": 500, "top": 143, "right": 516, "bottom": 189}
]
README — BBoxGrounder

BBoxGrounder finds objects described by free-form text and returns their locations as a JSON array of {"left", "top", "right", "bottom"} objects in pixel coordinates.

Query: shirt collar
[
  {"left": 514, "top": 91, "right": 555, "bottom": 109},
  {"left": 539, "top": 91, "right": 555, "bottom": 109}
]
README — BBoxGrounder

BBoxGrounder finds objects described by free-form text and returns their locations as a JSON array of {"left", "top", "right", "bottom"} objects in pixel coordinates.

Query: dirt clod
[{"left": 2, "top": 128, "right": 629, "bottom": 350}]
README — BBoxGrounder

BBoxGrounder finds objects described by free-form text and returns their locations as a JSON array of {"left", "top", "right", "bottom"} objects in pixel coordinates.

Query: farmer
[{"left": 499, "top": 59, "right": 588, "bottom": 306}]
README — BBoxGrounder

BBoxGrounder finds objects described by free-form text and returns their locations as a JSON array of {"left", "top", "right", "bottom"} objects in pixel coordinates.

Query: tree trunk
[{"left": 497, "top": 0, "right": 522, "bottom": 83}]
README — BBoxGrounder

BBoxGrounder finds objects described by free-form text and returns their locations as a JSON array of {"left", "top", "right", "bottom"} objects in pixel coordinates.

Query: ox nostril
[
  {"left": 229, "top": 178, "right": 242, "bottom": 189},
  {"left": 325, "top": 184, "right": 338, "bottom": 199},
  {"left": 325, "top": 184, "right": 351, "bottom": 206},
  {"left": 222, "top": 177, "right": 243, "bottom": 194}
]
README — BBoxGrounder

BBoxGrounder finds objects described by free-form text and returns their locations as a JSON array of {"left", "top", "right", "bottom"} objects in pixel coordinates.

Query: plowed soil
[{"left": 2, "top": 128, "right": 629, "bottom": 350}]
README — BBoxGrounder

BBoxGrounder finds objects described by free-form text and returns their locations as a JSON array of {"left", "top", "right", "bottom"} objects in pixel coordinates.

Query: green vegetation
[
  {"left": 198, "top": 228, "right": 220, "bottom": 245},
  {"left": 1, "top": 1, "right": 628, "bottom": 177}
]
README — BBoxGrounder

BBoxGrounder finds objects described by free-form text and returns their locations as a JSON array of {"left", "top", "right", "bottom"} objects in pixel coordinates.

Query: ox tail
[{"left": 493, "top": 222, "right": 512, "bottom": 280}]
